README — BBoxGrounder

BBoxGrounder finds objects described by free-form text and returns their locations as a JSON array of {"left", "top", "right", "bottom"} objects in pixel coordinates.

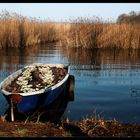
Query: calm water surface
[{"left": 0, "top": 44, "right": 140, "bottom": 124}]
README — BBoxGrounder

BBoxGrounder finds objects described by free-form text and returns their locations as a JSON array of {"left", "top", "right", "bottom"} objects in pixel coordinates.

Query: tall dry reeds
[
  {"left": 59, "top": 18, "right": 105, "bottom": 48},
  {"left": 0, "top": 10, "right": 140, "bottom": 49},
  {"left": 97, "top": 23, "right": 140, "bottom": 49},
  {"left": 0, "top": 10, "right": 57, "bottom": 48},
  {"left": 59, "top": 17, "right": 140, "bottom": 49}
]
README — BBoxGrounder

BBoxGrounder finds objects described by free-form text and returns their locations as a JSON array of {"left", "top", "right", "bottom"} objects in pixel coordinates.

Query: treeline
[
  {"left": 117, "top": 11, "right": 140, "bottom": 24},
  {"left": 0, "top": 10, "right": 140, "bottom": 49}
]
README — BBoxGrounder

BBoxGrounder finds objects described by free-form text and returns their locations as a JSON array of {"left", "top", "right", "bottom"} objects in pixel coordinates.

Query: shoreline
[{"left": 0, "top": 116, "right": 140, "bottom": 137}]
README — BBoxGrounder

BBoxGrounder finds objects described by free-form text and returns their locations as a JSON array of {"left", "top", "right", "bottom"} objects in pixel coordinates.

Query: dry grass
[
  {"left": 0, "top": 10, "right": 57, "bottom": 48},
  {"left": 97, "top": 23, "right": 140, "bottom": 49},
  {"left": 1, "top": 113, "right": 140, "bottom": 137},
  {"left": 59, "top": 19, "right": 140, "bottom": 49},
  {"left": 59, "top": 18, "right": 105, "bottom": 48},
  {"left": 0, "top": 11, "right": 140, "bottom": 49}
]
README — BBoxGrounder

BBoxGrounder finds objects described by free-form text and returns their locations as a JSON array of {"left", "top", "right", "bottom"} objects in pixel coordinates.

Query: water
[{"left": 0, "top": 44, "right": 140, "bottom": 124}]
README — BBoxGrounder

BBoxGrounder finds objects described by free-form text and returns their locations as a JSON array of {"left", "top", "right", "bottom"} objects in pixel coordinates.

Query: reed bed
[
  {"left": 59, "top": 18, "right": 105, "bottom": 48},
  {"left": 0, "top": 10, "right": 57, "bottom": 48},
  {"left": 59, "top": 18, "right": 140, "bottom": 49},
  {"left": 97, "top": 23, "right": 140, "bottom": 49},
  {"left": 0, "top": 10, "right": 140, "bottom": 49}
]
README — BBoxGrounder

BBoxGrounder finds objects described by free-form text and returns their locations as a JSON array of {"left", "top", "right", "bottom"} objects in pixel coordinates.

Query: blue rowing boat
[{"left": 0, "top": 63, "right": 74, "bottom": 121}]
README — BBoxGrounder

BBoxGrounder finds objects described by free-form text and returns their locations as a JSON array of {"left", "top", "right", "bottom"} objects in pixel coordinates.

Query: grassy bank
[
  {"left": 0, "top": 116, "right": 140, "bottom": 137},
  {"left": 0, "top": 10, "right": 140, "bottom": 49}
]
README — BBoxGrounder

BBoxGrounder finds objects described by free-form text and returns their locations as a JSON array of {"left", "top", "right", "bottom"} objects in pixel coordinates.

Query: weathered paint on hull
[{"left": 15, "top": 79, "right": 68, "bottom": 114}]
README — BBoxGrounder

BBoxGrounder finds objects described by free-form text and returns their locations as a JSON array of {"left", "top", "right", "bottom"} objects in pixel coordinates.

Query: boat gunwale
[{"left": 0, "top": 63, "right": 70, "bottom": 96}]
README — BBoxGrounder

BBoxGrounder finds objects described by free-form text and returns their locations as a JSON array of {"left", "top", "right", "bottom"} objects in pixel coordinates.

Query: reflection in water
[
  {"left": 0, "top": 44, "right": 140, "bottom": 124},
  {"left": 61, "top": 47, "right": 140, "bottom": 67},
  {"left": 61, "top": 47, "right": 140, "bottom": 124}
]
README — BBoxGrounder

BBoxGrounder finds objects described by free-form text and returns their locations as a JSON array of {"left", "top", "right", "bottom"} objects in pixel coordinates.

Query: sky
[{"left": 0, "top": 3, "right": 139, "bottom": 22}]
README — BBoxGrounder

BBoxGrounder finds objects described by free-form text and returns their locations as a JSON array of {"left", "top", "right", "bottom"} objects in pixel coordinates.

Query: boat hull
[
  {"left": 0, "top": 63, "right": 71, "bottom": 118},
  {"left": 18, "top": 79, "right": 67, "bottom": 113},
  {"left": 5, "top": 81, "right": 70, "bottom": 122}
]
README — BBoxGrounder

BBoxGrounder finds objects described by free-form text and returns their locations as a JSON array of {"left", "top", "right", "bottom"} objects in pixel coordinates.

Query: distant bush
[{"left": 117, "top": 11, "right": 140, "bottom": 24}]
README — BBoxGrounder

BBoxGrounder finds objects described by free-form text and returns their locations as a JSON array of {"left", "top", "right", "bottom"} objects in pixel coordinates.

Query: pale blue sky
[{"left": 0, "top": 3, "right": 139, "bottom": 22}]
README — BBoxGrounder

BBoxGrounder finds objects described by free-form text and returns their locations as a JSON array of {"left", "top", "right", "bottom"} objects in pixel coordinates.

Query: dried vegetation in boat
[{"left": 5, "top": 65, "right": 67, "bottom": 93}]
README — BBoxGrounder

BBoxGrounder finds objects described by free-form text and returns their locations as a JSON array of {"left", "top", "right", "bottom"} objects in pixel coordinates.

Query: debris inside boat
[{"left": 5, "top": 64, "right": 68, "bottom": 93}]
